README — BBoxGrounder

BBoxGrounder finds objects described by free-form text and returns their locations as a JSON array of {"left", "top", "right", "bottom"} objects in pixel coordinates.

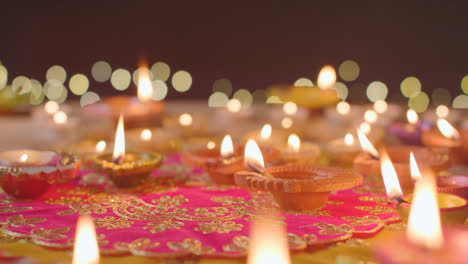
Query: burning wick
[
  {"left": 220, "top": 135, "right": 235, "bottom": 162},
  {"left": 140, "top": 129, "right": 152, "bottom": 141},
  {"left": 260, "top": 124, "right": 272, "bottom": 140},
  {"left": 244, "top": 140, "right": 273, "bottom": 178},
  {"left": 287, "top": 134, "right": 300, "bottom": 153},
  {"left": 137, "top": 67, "right": 153, "bottom": 103},
  {"left": 407, "top": 109, "right": 419, "bottom": 125},
  {"left": 72, "top": 215, "right": 99, "bottom": 264},
  {"left": 436, "top": 118, "right": 460, "bottom": 141},
  {"left": 112, "top": 114, "right": 126, "bottom": 164},
  {"left": 356, "top": 129, "right": 379, "bottom": 159},
  {"left": 409, "top": 152, "right": 422, "bottom": 181},
  {"left": 20, "top": 154, "right": 28, "bottom": 163},
  {"left": 317, "top": 65, "right": 336, "bottom": 90},
  {"left": 380, "top": 149, "right": 405, "bottom": 203}
]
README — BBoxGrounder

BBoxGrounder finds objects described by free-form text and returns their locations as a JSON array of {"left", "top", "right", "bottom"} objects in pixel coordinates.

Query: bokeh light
[
  {"left": 69, "top": 74, "right": 89, "bottom": 95},
  {"left": 233, "top": 89, "right": 253, "bottom": 107},
  {"left": 19, "top": 78, "right": 34, "bottom": 95},
  {"left": 431, "top": 88, "right": 451, "bottom": 106},
  {"left": 452, "top": 94, "right": 468, "bottom": 108},
  {"left": 91, "top": 61, "right": 112, "bottom": 82},
  {"left": 364, "top": 109, "right": 378, "bottom": 123},
  {"left": 151, "top": 80, "right": 168, "bottom": 101},
  {"left": 44, "top": 81, "right": 66, "bottom": 101},
  {"left": 46, "top": 65, "right": 67, "bottom": 85},
  {"left": 207, "top": 141, "right": 216, "bottom": 149},
  {"left": 334, "top": 82, "right": 349, "bottom": 100},
  {"left": 226, "top": 98, "right": 242, "bottom": 112},
  {"left": 373, "top": 100, "right": 388, "bottom": 114},
  {"left": 266, "top": 96, "right": 283, "bottom": 104},
  {"left": 366, "top": 81, "right": 388, "bottom": 102},
  {"left": 336, "top": 101, "right": 350, "bottom": 115},
  {"left": 283, "top": 101, "right": 297, "bottom": 115},
  {"left": 44, "top": 101, "right": 59, "bottom": 114},
  {"left": 53, "top": 111, "right": 68, "bottom": 124},
  {"left": 0, "top": 65, "right": 7, "bottom": 90},
  {"left": 294, "top": 77, "right": 313, "bottom": 86},
  {"left": 172, "top": 70, "right": 192, "bottom": 92},
  {"left": 80, "top": 92, "right": 101, "bottom": 107},
  {"left": 281, "top": 117, "right": 293, "bottom": 129},
  {"left": 408, "top": 91, "right": 429, "bottom": 112},
  {"left": 11, "top": 76, "right": 28, "bottom": 93},
  {"left": 179, "top": 113, "right": 193, "bottom": 126},
  {"left": 208, "top": 92, "right": 229, "bottom": 107},
  {"left": 55, "top": 86, "right": 68, "bottom": 104},
  {"left": 212, "top": 78, "right": 233, "bottom": 96},
  {"left": 359, "top": 122, "right": 371, "bottom": 135},
  {"left": 29, "top": 81, "right": 45, "bottom": 106},
  {"left": 317, "top": 65, "right": 336, "bottom": 90},
  {"left": 401, "top": 77, "right": 421, "bottom": 98},
  {"left": 110, "top": 69, "right": 131, "bottom": 91},
  {"left": 338, "top": 60, "right": 360, "bottom": 81},
  {"left": 435, "top": 105, "right": 449, "bottom": 118},
  {"left": 461, "top": 75, "right": 468, "bottom": 95},
  {"left": 252, "top": 90, "right": 267, "bottom": 104},
  {"left": 151, "top": 62, "right": 170, "bottom": 81}
]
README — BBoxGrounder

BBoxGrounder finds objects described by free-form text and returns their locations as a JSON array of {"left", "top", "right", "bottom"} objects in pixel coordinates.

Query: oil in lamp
[
  {"left": 278, "top": 134, "right": 321, "bottom": 165},
  {"left": 93, "top": 114, "right": 163, "bottom": 187},
  {"left": 235, "top": 140, "right": 362, "bottom": 211},
  {"left": 72, "top": 215, "right": 99, "bottom": 264},
  {"left": 421, "top": 118, "right": 464, "bottom": 164},
  {"left": 327, "top": 133, "right": 361, "bottom": 167}
]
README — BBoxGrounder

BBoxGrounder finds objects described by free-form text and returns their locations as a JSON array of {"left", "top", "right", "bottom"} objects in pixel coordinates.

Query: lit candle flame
[
  {"left": 20, "top": 154, "right": 28, "bottom": 163},
  {"left": 53, "top": 111, "right": 68, "bottom": 125},
  {"left": 244, "top": 140, "right": 264, "bottom": 170},
  {"left": 380, "top": 149, "right": 403, "bottom": 199},
  {"left": 409, "top": 152, "right": 422, "bottom": 181},
  {"left": 407, "top": 170, "right": 443, "bottom": 250},
  {"left": 287, "top": 134, "right": 300, "bottom": 152},
  {"left": 247, "top": 214, "right": 291, "bottom": 264},
  {"left": 140, "top": 129, "right": 152, "bottom": 141},
  {"left": 364, "top": 110, "right": 378, "bottom": 124},
  {"left": 72, "top": 215, "right": 99, "bottom": 264},
  {"left": 112, "top": 114, "right": 125, "bottom": 163},
  {"left": 357, "top": 129, "right": 379, "bottom": 158},
  {"left": 407, "top": 109, "right": 419, "bottom": 125},
  {"left": 373, "top": 100, "right": 388, "bottom": 114},
  {"left": 317, "top": 65, "right": 336, "bottom": 90},
  {"left": 179, "top": 113, "right": 193, "bottom": 127},
  {"left": 221, "top": 135, "right": 234, "bottom": 159},
  {"left": 44, "top": 101, "right": 59, "bottom": 115},
  {"left": 344, "top": 133, "right": 354, "bottom": 146},
  {"left": 95, "top": 141, "right": 106, "bottom": 153},
  {"left": 435, "top": 105, "right": 449, "bottom": 118},
  {"left": 137, "top": 68, "right": 153, "bottom": 103},
  {"left": 260, "top": 124, "right": 272, "bottom": 140},
  {"left": 436, "top": 118, "right": 460, "bottom": 140}
]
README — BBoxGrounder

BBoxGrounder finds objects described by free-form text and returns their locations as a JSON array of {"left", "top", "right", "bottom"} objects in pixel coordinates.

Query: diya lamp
[
  {"left": 162, "top": 112, "right": 210, "bottom": 138},
  {"left": 327, "top": 133, "right": 361, "bottom": 167},
  {"left": 422, "top": 105, "right": 461, "bottom": 125},
  {"left": 277, "top": 134, "right": 321, "bottom": 165},
  {"left": 183, "top": 136, "right": 224, "bottom": 152},
  {"left": 126, "top": 127, "right": 183, "bottom": 153},
  {"left": 388, "top": 109, "right": 430, "bottom": 145},
  {"left": 324, "top": 101, "right": 365, "bottom": 126},
  {"left": 68, "top": 140, "right": 108, "bottom": 168},
  {"left": 93, "top": 114, "right": 163, "bottom": 187},
  {"left": 437, "top": 174, "right": 468, "bottom": 200},
  {"left": 375, "top": 172, "right": 468, "bottom": 264},
  {"left": 421, "top": 118, "right": 464, "bottom": 165},
  {"left": 234, "top": 140, "right": 362, "bottom": 211},
  {"left": 72, "top": 215, "right": 99, "bottom": 264},
  {"left": 0, "top": 150, "right": 80, "bottom": 198},
  {"left": 244, "top": 123, "right": 289, "bottom": 147}
]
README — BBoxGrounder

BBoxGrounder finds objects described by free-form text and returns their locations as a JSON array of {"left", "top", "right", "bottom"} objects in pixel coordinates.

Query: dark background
[{"left": 1, "top": 0, "right": 468, "bottom": 102}]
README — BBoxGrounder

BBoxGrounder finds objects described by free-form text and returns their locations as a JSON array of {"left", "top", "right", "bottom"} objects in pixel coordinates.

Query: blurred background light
[
  {"left": 366, "top": 81, "right": 388, "bottom": 102},
  {"left": 461, "top": 75, "right": 468, "bottom": 95},
  {"left": 46, "top": 65, "right": 67, "bottom": 85},
  {"left": 212, "top": 78, "right": 233, "bottom": 96},
  {"left": 452, "top": 94, "right": 468, "bottom": 108},
  {"left": 172, "top": 70, "right": 192, "bottom": 92},
  {"left": 110, "top": 68, "right": 131, "bottom": 91},
  {"left": 151, "top": 80, "right": 168, "bottom": 101},
  {"left": 334, "top": 82, "right": 349, "bottom": 100},
  {"left": 233, "top": 89, "right": 253, "bottom": 107},
  {"left": 338, "top": 60, "right": 360, "bottom": 81},
  {"left": 69, "top": 74, "right": 89, "bottom": 95},
  {"left": 294, "top": 77, "right": 313, "bottom": 86},
  {"left": 151, "top": 62, "right": 171, "bottom": 81},
  {"left": 408, "top": 91, "right": 429, "bottom": 112},
  {"left": 91, "top": 61, "right": 112, "bottom": 82},
  {"left": 80, "top": 91, "right": 101, "bottom": 107},
  {"left": 401, "top": 76, "right": 421, "bottom": 98},
  {"left": 208, "top": 92, "right": 229, "bottom": 107},
  {"left": 0, "top": 65, "right": 7, "bottom": 90},
  {"left": 431, "top": 88, "right": 451, "bottom": 106}
]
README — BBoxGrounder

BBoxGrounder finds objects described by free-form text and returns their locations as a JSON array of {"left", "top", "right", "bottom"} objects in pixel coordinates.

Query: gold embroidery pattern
[
  {"left": 342, "top": 238, "right": 370, "bottom": 247},
  {"left": 222, "top": 236, "right": 248, "bottom": 253},
  {"left": 353, "top": 184, "right": 385, "bottom": 194},
  {"left": 384, "top": 222, "right": 406, "bottom": 232},
  {"left": 211, "top": 196, "right": 245, "bottom": 206},
  {"left": 167, "top": 238, "right": 215, "bottom": 255},
  {"left": 94, "top": 216, "right": 134, "bottom": 229},
  {"left": 144, "top": 220, "right": 184, "bottom": 233},
  {"left": 341, "top": 215, "right": 382, "bottom": 226},
  {"left": 288, "top": 209, "right": 331, "bottom": 217},
  {"left": 327, "top": 201, "right": 344, "bottom": 205},
  {"left": 45, "top": 196, "right": 84, "bottom": 205},
  {"left": 3, "top": 215, "right": 46, "bottom": 227},
  {"left": 0, "top": 205, "right": 32, "bottom": 213},
  {"left": 355, "top": 206, "right": 394, "bottom": 215},
  {"left": 358, "top": 196, "right": 388, "bottom": 204},
  {"left": 31, "top": 227, "right": 70, "bottom": 241},
  {"left": 58, "top": 203, "right": 107, "bottom": 216},
  {"left": 195, "top": 221, "right": 243, "bottom": 234},
  {"left": 314, "top": 223, "right": 354, "bottom": 236},
  {"left": 56, "top": 186, "right": 102, "bottom": 195}
]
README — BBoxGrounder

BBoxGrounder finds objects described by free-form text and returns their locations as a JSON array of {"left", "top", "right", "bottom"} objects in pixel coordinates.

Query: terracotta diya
[
  {"left": 387, "top": 109, "right": 430, "bottom": 145},
  {"left": 437, "top": 175, "right": 468, "bottom": 200},
  {"left": 277, "top": 134, "right": 321, "bottom": 165},
  {"left": 244, "top": 123, "right": 290, "bottom": 146},
  {"left": 234, "top": 140, "right": 362, "bottom": 211},
  {"left": 327, "top": 133, "right": 361, "bottom": 167}
]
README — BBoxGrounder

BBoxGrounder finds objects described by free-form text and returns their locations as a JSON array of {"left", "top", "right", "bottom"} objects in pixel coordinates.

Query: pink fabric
[{"left": 0, "top": 154, "right": 398, "bottom": 257}]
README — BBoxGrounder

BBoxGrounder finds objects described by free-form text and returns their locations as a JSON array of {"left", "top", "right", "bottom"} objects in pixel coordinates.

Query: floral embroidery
[
  {"left": 167, "top": 238, "right": 215, "bottom": 255},
  {"left": 211, "top": 196, "right": 245, "bottom": 206},
  {"left": 151, "top": 195, "right": 189, "bottom": 209},
  {"left": 195, "top": 221, "right": 243, "bottom": 234},
  {"left": 31, "top": 227, "right": 70, "bottom": 241},
  {"left": 56, "top": 186, "right": 102, "bottom": 195},
  {"left": 0, "top": 205, "right": 32, "bottom": 213},
  {"left": 342, "top": 238, "right": 370, "bottom": 247},
  {"left": 358, "top": 196, "right": 388, "bottom": 204},
  {"left": 143, "top": 220, "right": 184, "bottom": 233},
  {"left": 194, "top": 207, "right": 229, "bottom": 217},
  {"left": 58, "top": 203, "right": 107, "bottom": 216},
  {"left": 353, "top": 184, "right": 385, "bottom": 194},
  {"left": 341, "top": 215, "right": 382, "bottom": 226},
  {"left": 223, "top": 236, "right": 248, "bottom": 253},
  {"left": 45, "top": 196, "right": 84, "bottom": 205},
  {"left": 384, "top": 222, "right": 406, "bottom": 232},
  {"left": 94, "top": 216, "right": 134, "bottom": 229},
  {"left": 303, "top": 234, "right": 318, "bottom": 244},
  {"left": 314, "top": 223, "right": 354, "bottom": 236},
  {"left": 114, "top": 238, "right": 160, "bottom": 254},
  {"left": 4, "top": 215, "right": 46, "bottom": 227},
  {"left": 355, "top": 206, "right": 394, "bottom": 215},
  {"left": 288, "top": 233, "right": 307, "bottom": 250}
]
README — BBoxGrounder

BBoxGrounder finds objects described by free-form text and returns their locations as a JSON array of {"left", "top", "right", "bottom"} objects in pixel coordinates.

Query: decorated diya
[
  {"left": 388, "top": 109, "right": 430, "bottom": 145},
  {"left": 126, "top": 127, "right": 183, "bottom": 153},
  {"left": 327, "top": 133, "right": 361, "bottom": 167},
  {"left": 277, "top": 134, "right": 321, "bottom": 165},
  {"left": 244, "top": 123, "right": 290, "bottom": 146},
  {"left": 0, "top": 150, "right": 80, "bottom": 198},
  {"left": 234, "top": 140, "right": 362, "bottom": 211},
  {"left": 437, "top": 175, "right": 468, "bottom": 200},
  {"left": 93, "top": 115, "right": 163, "bottom": 187}
]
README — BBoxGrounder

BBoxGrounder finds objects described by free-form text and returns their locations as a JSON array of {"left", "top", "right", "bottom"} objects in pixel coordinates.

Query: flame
[
  {"left": 72, "top": 215, "right": 99, "bottom": 264},
  {"left": 95, "top": 141, "right": 106, "bottom": 153},
  {"left": 137, "top": 67, "right": 153, "bottom": 103},
  {"left": 435, "top": 105, "right": 449, "bottom": 118},
  {"left": 140, "top": 129, "right": 152, "bottom": 141},
  {"left": 357, "top": 129, "right": 379, "bottom": 158},
  {"left": 207, "top": 141, "right": 216, "bottom": 149},
  {"left": 374, "top": 100, "right": 388, "bottom": 114},
  {"left": 260, "top": 124, "right": 272, "bottom": 140},
  {"left": 112, "top": 114, "right": 125, "bottom": 162},
  {"left": 44, "top": 101, "right": 59, "bottom": 114},
  {"left": 344, "top": 133, "right": 354, "bottom": 146},
  {"left": 380, "top": 149, "right": 403, "bottom": 199},
  {"left": 53, "top": 111, "right": 68, "bottom": 125},
  {"left": 221, "top": 135, "right": 234, "bottom": 158},
  {"left": 407, "top": 109, "right": 419, "bottom": 125},
  {"left": 317, "top": 65, "right": 336, "bottom": 90},
  {"left": 244, "top": 140, "right": 264, "bottom": 169},
  {"left": 247, "top": 214, "right": 290, "bottom": 264},
  {"left": 407, "top": 170, "right": 443, "bottom": 249},
  {"left": 409, "top": 152, "right": 422, "bottom": 181},
  {"left": 436, "top": 118, "right": 460, "bottom": 140},
  {"left": 359, "top": 122, "right": 371, "bottom": 135},
  {"left": 287, "top": 134, "right": 300, "bottom": 152},
  {"left": 179, "top": 113, "right": 193, "bottom": 127},
  {"left": 364, "top": 110, "right": 378, "bottom": 124},
  {"left": 20, "top": 154, "right": 28, "bottom": 163}
]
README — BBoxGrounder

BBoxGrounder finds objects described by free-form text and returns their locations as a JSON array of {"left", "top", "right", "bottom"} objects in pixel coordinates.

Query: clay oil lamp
[
  {"left": 234, "top": 140, "right": 362, "bottom": 211},
  {"left": 93, "top": 115, "right": 163, "bottom": 187},
  {"left": 126, "top": 128, "right": 183, "bottom": 153},
  {"left": 0, "top": 150, "right": 80, "bottom": 198},
  {"left": 388, "top": 109, "right": 428, "bottom": 145},
  {"left": 375, "top": 173, "right": 468, "bottom": 264},
  {"left": 244, "top": 123, "right": 289, "bottom": 147},
  {"left": 327, "top": 133, "right": 361, "bottom": 167},
  {"left": 277, "top": 134, "right": 321, "bottom": 165},
  {"left": 68, "top": 140, "right": 108, "bottom": 168},
  {"left": 437, "top": 175, "right": 468, "bottom": 200},
  {"left": 421, "top": 118, "right": 464, "bottom": 164},
  {"left": 83, "top": 65, "right": 165, "bottom": 128}
]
